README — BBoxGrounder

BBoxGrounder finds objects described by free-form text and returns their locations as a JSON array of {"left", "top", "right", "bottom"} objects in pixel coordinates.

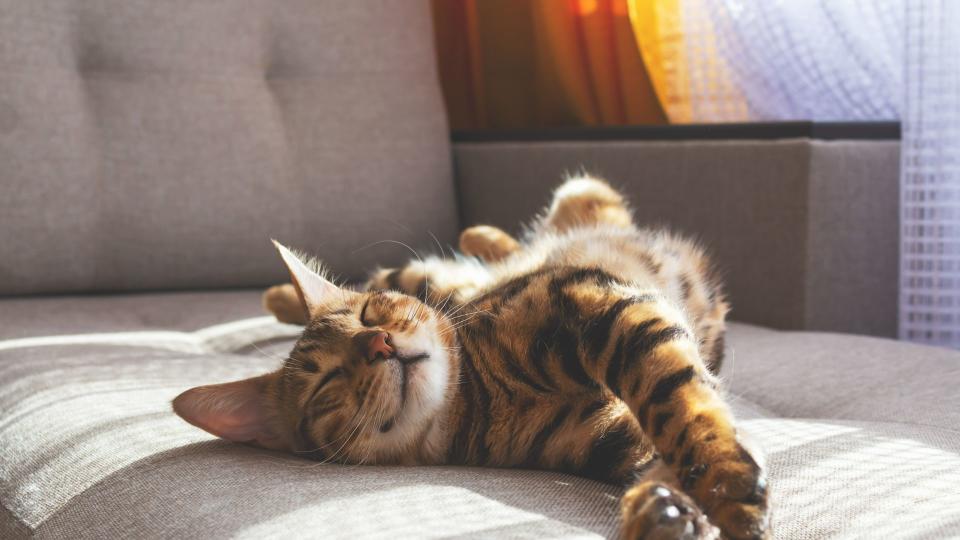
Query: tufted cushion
[
  {"left": 0, "top": 0, "right": 458, "bottom": 295},
  {"left": 1, "top": 291, "right": 958, "bottom": 538}
]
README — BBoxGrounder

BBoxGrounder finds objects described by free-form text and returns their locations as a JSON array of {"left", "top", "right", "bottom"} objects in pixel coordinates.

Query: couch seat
[{"left": 1, "top": 291, "right": 957, "bottom": 539}]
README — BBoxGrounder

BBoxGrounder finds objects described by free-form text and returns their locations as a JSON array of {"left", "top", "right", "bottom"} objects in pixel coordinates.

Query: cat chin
[{"left": 369, "top": 326, "right": 451, "bottom": 457}]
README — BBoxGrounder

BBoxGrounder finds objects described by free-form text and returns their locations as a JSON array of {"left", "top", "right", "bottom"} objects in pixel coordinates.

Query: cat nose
[{"left": 366, "top": 331, "right": 394, "bottom": 363}]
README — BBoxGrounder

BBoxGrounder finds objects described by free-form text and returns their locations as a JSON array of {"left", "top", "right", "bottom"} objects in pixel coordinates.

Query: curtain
[
  {"left": 626, "top": 0, "right": 904, "bottom": 123},
  {"left": 900, "top": 1, "right": 960, "bottom": 346},
  {"left": 430, "top": 0, "right": 666, "bottom": 129}
]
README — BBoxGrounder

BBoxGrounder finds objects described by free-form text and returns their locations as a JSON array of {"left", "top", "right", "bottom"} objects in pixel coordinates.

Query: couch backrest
[
  {"left": 454, "top": 135, "right": 900, "bottom": 338},
  {"left": 0, "top": 0, "right": 457, "bottom": 295}
]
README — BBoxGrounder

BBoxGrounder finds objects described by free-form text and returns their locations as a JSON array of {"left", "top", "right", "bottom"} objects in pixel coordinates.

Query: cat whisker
[
  {"left": 245, "top": 341, "right": 289, "bottom": 364},
  {"left": 434, "top": 291, "right": 456, "bottom": 314},
  {"left": 382, "top": 217, "right": 414, "bottom": 235},
  {"left": 358, "top": 398, "right": 387, "bottom": 467},
  {"left": 359, "top": 238, "right": 432, "bottom": 310},
  {"left": 446, "top": 309, "right": 490, "bottom": 322},
  {"left": 427, "top": 230, "right": 447, "bottom": 261},
  {"left": 442, "top": 305, "right": 489, "bottom": 328},
  {"left": 295, "top": 399, "right": 367, "bottom": 457},
  {"left": 320, "top": 398, "right": 371, "bottom": 465},
  {"left": 441, "top": 300, "right": 475, "bottom": 319},
  {"left": 348, "top": 405, "right": 377, "bottom": 466},
  {"left": 446, "top": 323, "right": 480, "bottom": 335},
  {"left": 350, "top": 375, "right": 390, "bottom": 466},
  {"left": 441, "top": 317, "right": 484, "bottom": 331},
  {"left": 442, "top": 300, "right": 472, "bottom": 319},
  {"left": 304, "top": 372, "right": 387, "bottom": 463},
  {"left": 438, "top": 314, "right": 488, "bottom": 335}
]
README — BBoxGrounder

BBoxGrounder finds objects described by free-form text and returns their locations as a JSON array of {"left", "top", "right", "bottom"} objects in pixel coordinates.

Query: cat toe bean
[{"left": 621, "top": 481, "right": 719, "bottom": 540}]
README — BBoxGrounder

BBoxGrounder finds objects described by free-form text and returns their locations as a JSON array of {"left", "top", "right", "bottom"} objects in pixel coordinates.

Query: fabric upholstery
[
  {"left": 453, "top": 139, "right": 900, "bottom": 338},
  {"left": 1, "top": 291, "right": 957, "bottom": 539},
  {"left": 0, "top": 0, "right": 458, "bottom": 295},
  {"left": 804, "top": 141, "right": 900, "bottom": 337}
]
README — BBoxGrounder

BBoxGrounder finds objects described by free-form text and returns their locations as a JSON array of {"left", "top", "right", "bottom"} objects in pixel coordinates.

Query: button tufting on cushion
[{"left": 0, "top": 0, "right": 457, "bottom": 296}]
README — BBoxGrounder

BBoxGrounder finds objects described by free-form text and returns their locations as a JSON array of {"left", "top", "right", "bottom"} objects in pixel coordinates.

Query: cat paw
[
  {"left": 546, "top": 176, "right": 633, "bottom": 232},
  {"left": 694, "top": 455, "right": 770, "bottom": 540},
  {"left": 367, "top": 267, "right": 400, "bottom": 292},
  {"left": 459, "top": 225, "right": 520, "bottom": 263},
  {"left": 621, "top": 482, "right": 719, "bottom": 540},
  {"left": 262, "top": 284, "right": 308, "bottom": 325}
]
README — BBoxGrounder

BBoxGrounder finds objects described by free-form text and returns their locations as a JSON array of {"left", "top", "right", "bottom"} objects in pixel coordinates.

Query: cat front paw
[
  {"left": 262, "top": 284, "right": 308, "bottom": 325},
  {"left": 621, "top": 482, "right": 719, "bottom": 540}
]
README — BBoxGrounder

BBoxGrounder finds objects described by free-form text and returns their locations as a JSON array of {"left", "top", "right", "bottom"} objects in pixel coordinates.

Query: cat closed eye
[
  {"left": 309, "top": 368, "right": 344, "bottom": 401},
  {"left": 359, "top": 300, "right": 373, "bottom": 326}
]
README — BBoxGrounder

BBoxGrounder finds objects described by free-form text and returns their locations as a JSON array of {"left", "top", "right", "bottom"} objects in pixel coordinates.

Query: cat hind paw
[{"left": 621, "top": 482, "right": 719, "bottom": 540}]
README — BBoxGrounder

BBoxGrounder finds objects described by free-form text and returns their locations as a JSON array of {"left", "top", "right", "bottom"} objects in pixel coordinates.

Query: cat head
[{"left": 172, "top": 242, "right": 456, "bottom": 463}]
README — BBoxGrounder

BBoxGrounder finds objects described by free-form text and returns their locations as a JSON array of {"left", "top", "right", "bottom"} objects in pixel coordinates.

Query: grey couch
[{"left": 1, "top": 2, "right": 957, "bottom": 539}]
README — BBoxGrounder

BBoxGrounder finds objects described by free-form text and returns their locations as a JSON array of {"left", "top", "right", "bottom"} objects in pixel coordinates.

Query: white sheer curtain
[
  {"left": 671, "top": 0, "right": 960, "bottom": 346},
  {"left": 675, "top": 0, "right": 904, "bottom": 121},
  {"left": 900, "top": 2, "right": 960, "bottom": 346}
]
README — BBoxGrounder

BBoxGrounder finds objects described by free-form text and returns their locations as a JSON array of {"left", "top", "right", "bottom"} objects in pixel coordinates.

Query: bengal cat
[{"left": 174, "top": 177, "right": 769, "bottom": 539}]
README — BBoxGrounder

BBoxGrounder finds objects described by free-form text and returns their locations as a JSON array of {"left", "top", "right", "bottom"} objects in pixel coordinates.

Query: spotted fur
[{"left": 180, "top": 176, "right": 768, "bottom": 539}]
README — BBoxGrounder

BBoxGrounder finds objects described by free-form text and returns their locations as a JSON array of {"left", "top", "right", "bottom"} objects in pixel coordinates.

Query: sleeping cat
[{"left": 173, "top": 177, "right": 769, "bottom": 539}]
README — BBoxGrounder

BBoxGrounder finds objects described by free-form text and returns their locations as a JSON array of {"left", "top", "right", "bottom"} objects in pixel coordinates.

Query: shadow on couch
[{"left": 42, "top": 440, "right": 624, "bottom": 538}]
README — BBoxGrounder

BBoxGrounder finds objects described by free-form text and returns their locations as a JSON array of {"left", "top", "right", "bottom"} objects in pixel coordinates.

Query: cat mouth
[
  {"left": 380, "top": 353, "right": 430, "bottom": 433},
  {"left": 398, "top": 352, "right": 430, "bottom": 402},
  {"left": 398, "top": 352, "right": 430, "bottom": 366}
]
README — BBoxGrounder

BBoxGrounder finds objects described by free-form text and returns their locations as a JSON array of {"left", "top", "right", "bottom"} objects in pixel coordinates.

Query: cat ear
[
  {"left": 172, "top": 372, "right": 287, "bottom": 450},
  {"left": 271, "top": 240, "right": 341, "bottom": 315}
]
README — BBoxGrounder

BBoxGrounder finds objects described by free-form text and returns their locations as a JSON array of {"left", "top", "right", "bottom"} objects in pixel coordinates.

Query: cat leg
[
  {"left": 263, "top": 283, "right": 309, "bottom": 325},
  {"left": 541, "top": 277, "right": 767, "bottom": 539},
  {"left": 541, "top": 175, "right": 634, "bottom": 233},
  {"left": 600, "top": 299, "right": 768, "bottom": 539},
  {"left": 459, "top": 225, "right": 520, "bottom": 263},
  {"left": 464, "top": 268, "right": 765, "bottom": 537},
  {"left": 696, "top": 300, "right": 728, "bottom": 375}
]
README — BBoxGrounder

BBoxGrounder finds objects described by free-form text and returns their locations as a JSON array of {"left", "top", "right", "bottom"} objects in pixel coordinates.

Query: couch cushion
[
  {"left": 720, "top": 326, "right": 960, "bottom": 431},
  {"left": 1, "top": 291, "right": 958, "bottom": 538},
  {"left": 0, "top": 0, "right": 457, "bottom": 295}
]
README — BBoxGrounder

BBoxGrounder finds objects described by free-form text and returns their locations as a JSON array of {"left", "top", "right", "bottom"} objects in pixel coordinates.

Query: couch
[{"left": 2, "top": 1, "right": 957, "bottom": 538}]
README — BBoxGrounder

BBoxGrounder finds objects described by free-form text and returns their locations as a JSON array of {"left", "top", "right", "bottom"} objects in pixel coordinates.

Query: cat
[{"left": 174, "top": 176, "right": 769, "bottom": 539}]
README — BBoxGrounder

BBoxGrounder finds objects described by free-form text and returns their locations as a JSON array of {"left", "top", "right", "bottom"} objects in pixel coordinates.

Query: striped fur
[{"left": 190, "top": 176, "right": 768, "bottom": 539}]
